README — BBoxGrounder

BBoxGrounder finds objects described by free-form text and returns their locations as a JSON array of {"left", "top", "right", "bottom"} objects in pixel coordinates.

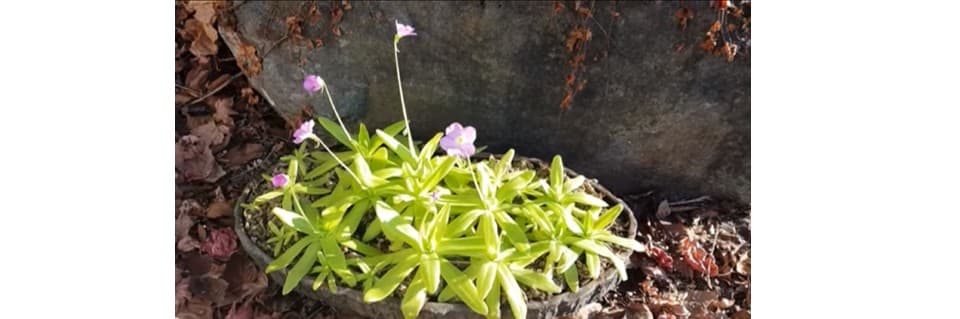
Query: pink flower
[
  {"left": 272, "top": 174, "right": 289, "bottom": 188},
  {"left": 293, "top": 120, "right": 316, "bottom": 144},
  {"left": 303, "top": 75, "right": 325, "bottom": 93},
  {"left": 200, "top": 227, "right": 238, "bottom": 261},
  {"left": 395, "top": 21, "right": 417, "bottom": 39},
  {"left": 439, "top": 122, "right": 476, "bottom": 158}
]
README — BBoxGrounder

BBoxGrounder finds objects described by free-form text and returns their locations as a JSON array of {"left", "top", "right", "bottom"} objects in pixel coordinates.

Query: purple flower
[
  {"left": 272, "top": 174, "right": 289, "bottom": 188},
  {"left": 293, "top": 120, "right": 316, "bottom": 144},
  {"left": 395, "top": 21, "right": 417, "bottom": 39},
  {"left": 439, "top": 122, "right": 476, "bottom": 158},
  {"left": 303, "top": 75, "right": 325, "bottom": 93}
]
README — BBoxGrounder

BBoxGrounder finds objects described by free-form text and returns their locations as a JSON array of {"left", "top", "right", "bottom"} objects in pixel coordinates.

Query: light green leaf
[
  {"left": 401, "top": 272, "right": 428, "bottom": 319},
  {"left": 357, "top": 122, "right": 370, "bottom": 148},
  {"left": 585, "top": 252, "right": 600, "bottom": 279},
  {"left": 375, "top": 129, "right": 416, "bottom": 164},
  {"left": 595, "top": 204, "right": 623, "bottom": 230},
  {"left": 364, "top": 253, "right": 419, "bottom": 302},
  {"left": 439, "top": 260, "right": 488, "bottom": 315},
  {"left": 445, "top": 209, "right": 485, "bottom": 237},
  {"left": 370, "top": 120, "right": 406, "bottom": 150},
  {"left": 493, "top": 211, "right": 528, "bottom": 248},
  {"left": 498, "top": 263, "right": 527, "bottom": 319},
  {"left": 569, "top": 192, "right": 609, "bottom": 207},
  {"left": 421, "top": 156, "right": 456, "bottom": 192},
  {"left": 272, "top": 207, "right": 315, "bottom": 234},
  {"left": 563, "top": 175, "right": 586, "bottom": 193},
  {"left": 316, "top": 117, "right": 353, "bottom": 148},
  {"left": 550, "top": 155, "right": 564, "bottom": 192},
  {"left": 597, "top": 233, "right": 645, "bottom": 252},
  {"left": 479, "top": 213, "right": 499, "bottom": 260},
  {"left": 438, "top": 236, "right": 487, "bottom": 258},
  {"left": 375, "top": 201, "right": 422, "bottom": 250},
  {"left": 266, "top": 236, "right": 313, "bottom": 273},
  {"left": 422, "top": 254, "right": 441, "bottom": 294},
  {"left": 319, "top": 237, "right": 354, "bottom": 286},
  {"left": 283, "top": 241, "right": 321, "bottom": 295},
  {"left": 418, "top": 133, "right": 444, "bottom": 163},
  {"left": 252, "top": 190, "right": 283, "bottom": 205},
  {"left": 475, "top": 261, "right": 498, "bottom": 298},
  {"left": 494, "top": 149, "right": 515, "bottom": 179},
  {"left": 485, "top": 277, "right": 501, "bottom": 319},
  {"left": 512, "top": 267, "right": 562, "bottom": 293},
  {"left": 563, "top": 265, "right": 579, "bottom": 293}
]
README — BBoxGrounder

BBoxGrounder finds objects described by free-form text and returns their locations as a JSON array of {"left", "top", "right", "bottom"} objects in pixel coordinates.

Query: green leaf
[
  {"left": 595, "top": 204, "right": 623, "bottom": 230},
  {"left": 266, "top": 236, "right": 313, "bottom": 273},
  {"left": 549, "top": 155, "right": 564, "bottom": 192},
  {"left": 320, "top": 237, "right": 354, "bottom": 286},
  {"left": 283, "top": 241, "right": 321, "bottom": 295},
  {"left": 552, "top": 203, "right": 583, "bottom": 235},
  {"left": 371, "top": 120, "right": 406, "bottom": 150},
  {"left": 512, "top": 267, "right": 562, "bottom": 293},
  {"left": 316, "top": 116, "right": 353, "bottom": 148},
  {"left": 375, "top": 201, "right": 422, "bottom": 250},
  {"left": 569, "top": 192, "right": 609, "bottom": 207},
  {"left": 597, "top": 233, "right": 645, "bottom": 252},
  {"left": 563, "top": 265, "right": 579, "bottom": 292},
  {"left": 353, "top": 155, "right": 385, "bottom": 188},
  {"left": 401, "top": 272, "right": 428, "bottom": 319},
  {"left": 418, "top": 133, "right": 444, "bottom": 164},
  {"left": 421, "top": 156, "right": 456, "bottom": 192},
  {"left": 438, "top": 236, "right": 488, "bottom": 258},
  {"left": 445, "top": 209, "right": 485, "bottom": 237},
  {"left": 479, "top": 213, "right": 499, "bottom": 260},
  {"left": 440, "top": 260, "right": 488, "bottom": 315},
  {"left": 252, "top": 190, "right": 283, "bottom": 205},
  {"left": 357, "top": 122, "right": 370, "bottom": 148},
  {"left": 485, "top": 277, "right": 501, "bottom": 319},
  {"left": 376, "top": 129, "right": 416, "bottom": 164},
  {"left": 494, "top": 149, "right": 515, "bottom": 179},
  {"left": 498, "top": 263, "right": 527, "bottom": 319},
  {"left": 475, "top": 261, "right": 498, "bottom": 298},
  {"left": 334, "top": 199, "right": 370, "bottom": 239},
  {"left": 422, "top": 254, "right": 441, "bottom": 294},
  {"left": 585, "top": 252, "right": 600, "bottom": 279},
  {"left": 272, "top": 207, "right": 316, "bottom": 234},
  {"left": 563, "top": 175, "right": 586, "bottom": 193},
  {"left": 493, "top": 211, "right": 528, "bottom": 248},
  {"left": 312, "top": 270, "right": 329, "bottom": 291},
  {"left": 364, "top": 253, "right": 419, "bottom": 302}
]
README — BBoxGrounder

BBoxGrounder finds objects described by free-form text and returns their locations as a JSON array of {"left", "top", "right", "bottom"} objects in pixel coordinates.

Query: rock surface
[{"left": 221, "top": 1, "right": 750, "bottom": 203}]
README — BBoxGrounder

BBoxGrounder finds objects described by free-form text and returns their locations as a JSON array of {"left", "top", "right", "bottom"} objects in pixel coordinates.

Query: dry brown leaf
[
  {"left": 675, "top": 8, "right": 694, "bottom": 30},
  {"left": 191, "top": 121, "right": 231, "bottom": 152},
  {"left": 226, "top": 300, "right": 254, "bottom": 319},
  {"left": 211, "top": 97, "right": 235, "bottom": 126},
  {"left": 176, "top": 212, "right": 196, "bottom": 239},
  {"left": 236, "top": 43, "right": 262, "bottom": 77},
  {"left": 206, "top": 200, "right": 233, "bottom": 219},
  {"left": 178, "top": 235, "right": 201, "bottom": 252},
  {"left": 176, "top": 135, "right": 225, "bottom": 183},
  {"left": 731, "top": 310, "right": 750, "bottom": 319},
  {"left": 206, "top": 74, "right": 232, "bottom": 92},
  {"left": 177, "top": 93, "right": 197, "bottom": 104},
  {"left": 307, "top": 4, "right": 322, "bottom": 25},
  {"left": 184, "top": 19, "right": 219, "bottom": 57},
  {"left": 190, "top": 276, "right": 230, "bottom": 305},
  {"left": 240, "top": 87, "right": 260, "bottom": 105},
  {"left": 179, "top": 199, "right": 205, "bottom": 218},
  {"left": 625, "top": 302, "right": 654, "bottom": 319},
  {"left": 177, "top": 300, "right": 214, "bottom": 319},
  {"left": 223, "top": 143, "right": 265, "bottom": 168},
  {"left": 224, "top": 254, "right": 269, "bottom": 300},
  {"left": 181, "top": 253, "right": 215, "bottom": 276},
  {"left": 185, "top": 66, "right": 211, "bottom": 92},
  {"left": 176, "top": 275, "right": 192, "bottom": 310}
]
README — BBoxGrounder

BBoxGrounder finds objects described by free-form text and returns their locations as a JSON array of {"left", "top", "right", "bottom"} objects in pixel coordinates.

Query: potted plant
[{"left": 234, "top": 21, "right": 643, "bottom": 319}]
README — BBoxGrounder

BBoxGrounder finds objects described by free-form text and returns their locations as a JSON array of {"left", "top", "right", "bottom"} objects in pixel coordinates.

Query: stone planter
[{"left": 234, "top": 155, "right": 639, "bottom": 319}]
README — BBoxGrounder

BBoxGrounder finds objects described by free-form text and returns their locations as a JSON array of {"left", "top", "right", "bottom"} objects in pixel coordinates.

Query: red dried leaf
[
  {"left": 679, "top": 238, "right": 719, "bottom": 277},
  {"left": 565, "top": 73, "right": 576, "bottom": 87},
  {"left": 201, "top": 227, "right": 238, "bottom": 261},
  {"left": 554, "top": 1, "right": 566, "bottom": 14},
  {"left": 648, "top": 246, "right": 675, "bottom": 271}
]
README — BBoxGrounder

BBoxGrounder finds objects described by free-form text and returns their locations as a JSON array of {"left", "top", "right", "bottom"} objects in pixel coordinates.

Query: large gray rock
[{"left": 221, "top": 1, "right": 750, "bottom": 203}]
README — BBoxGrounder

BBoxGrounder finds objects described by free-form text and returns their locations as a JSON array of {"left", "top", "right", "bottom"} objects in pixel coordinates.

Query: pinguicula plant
[{"left": 242, "top": 20, "right": 644, "bottom": 319}]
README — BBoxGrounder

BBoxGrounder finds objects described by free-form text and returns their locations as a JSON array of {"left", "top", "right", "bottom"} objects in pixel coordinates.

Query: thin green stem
[
  {"left": 310, "top": 136, "right": 362, "bottom": 186},
  {"left": 393, "top": 41, "right": 416, "bottom": 155},
  {"left": 322, "top": 85, "right": 353, "bottom": 144}
]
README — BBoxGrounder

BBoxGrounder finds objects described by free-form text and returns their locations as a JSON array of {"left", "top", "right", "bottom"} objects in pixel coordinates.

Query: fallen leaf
[
  {"left": 201, "top": 227, "right": 238, "bottom": 261},
  {"left": 307, "top": 4, "right": 322, "bottom": 25},
  {"left": 184, "top": 18, "right": 219, "bottom": 57},
  {"left": 553, "top": 1, "right": 565, "bottom": 14},
  {"left": 176, "top": 135, "right": 225, "bottom": 183},
  {"left": 736, "top": 253, "right": 750, "bottom": 275},
  {"left": 176, "top": 275, "right": 192, "bottom": 311},
  {"left": 206, "top": 200, "right": 233, "bottom": 219},
  {"left": 178, "top": 235, "right": 201, "bottom": 252},
  {"left": 179, "top": 199, "right": 205, "bottom": 218},
  {"left": 625, "top": 302, "right": 654, "bottom": 319},
  {"left": 181, "top": 253, "right": 214, "bottom": 276},
  {"left": 235, "top": 43, "right": 262, "bottom": 77},
  {"left": 177, "top": 300, "right": 214, "bottom": 319},
  {"left": 679, "top": 238, "right": 719, "bottom": 277},
  {"left": 223, "top": 143, "right": 265, "bottom": 168},
  {"left": 224, "top": 254, "right": 269, "bottom": 301},
  {"left": 647, "top": 245, "right": 674, "bottom": 271},
  {"left": 211, "top": 97, "right": 235, "bottom": 126},
  {"left": 185, "top": 65, "right": 211, "bottom": 91},
  {"left": 191, "top": 121, "right": 231, "bottom": 152},
  {"left": 190, "top": 275, "right": 230, "bottom": 305},
  {"left": 240, "top": 87, "right": 260, "bottom": 105},
  {"left": 206, "top": 74, "right": 232, "bottom": 92},
  {"left": 226, "top": 300, "right": 255, "bottom": 319},
  {"left": 176, "top": 211, "right": 196, "bottom": 239},
  {"left": 177, "top": 93, "right": 196, "bottom": 104},
  {"left": 731, "top": 310, "right": 750, "bottom": 319}
]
